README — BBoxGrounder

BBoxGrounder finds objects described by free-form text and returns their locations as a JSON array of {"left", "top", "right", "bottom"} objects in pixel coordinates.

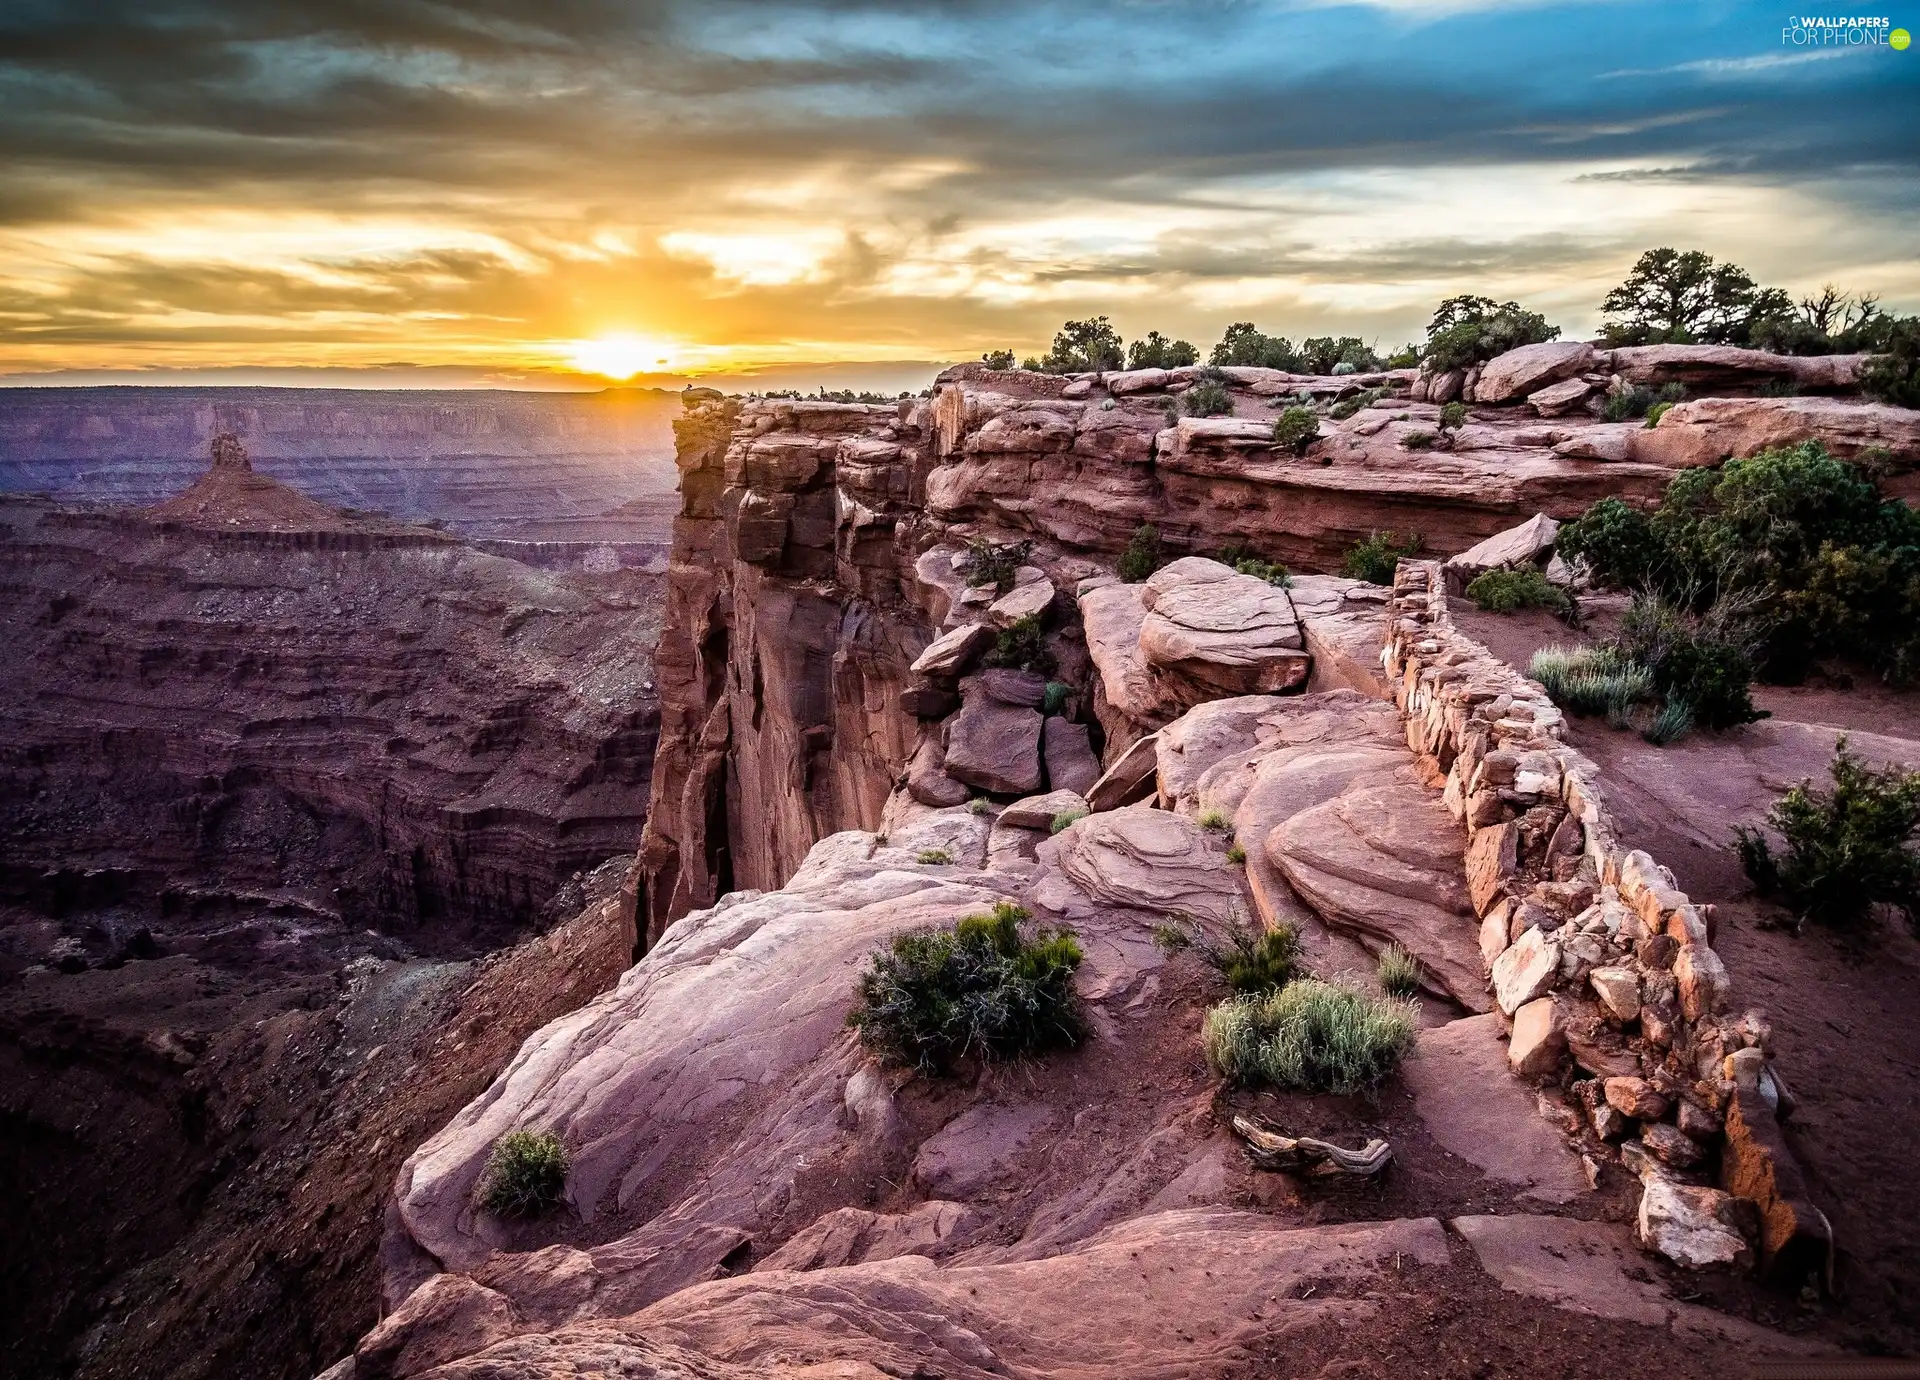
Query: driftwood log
[{"left": 1231, "top": 1116, "right": 1392, "bottom": 1177}]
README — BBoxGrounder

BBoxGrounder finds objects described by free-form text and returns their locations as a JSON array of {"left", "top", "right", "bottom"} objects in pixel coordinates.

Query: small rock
[
  {"left": 1674, "top": 943, "right": 1731, "bottom": 1021},
  {"left": 898, "top": 684, "right": 961, "bottom": 719},
  {"left": 1642, "top": 1121, "right": 1705, "bottom": 1169},
  {"left": 1676, "top": 1098, "right": 1722, "bottom": 1140},
  {"left": 1467, "top": 821, "right": 1520, "bottom": 917},
  {"left": 970, "top": 668, "right": 1047, "bottom": 708},
  {"left": 988, "top": 577, "right": 1053, "bottom": 628},
  {"left": 1508, "top": 997, "right": 1566, "bottom": 1077},
  {"left": 910, "top": 622, "right": 994, "bottom": 677},
  {"left": 1635, "top": 933, "right": 1679, "bottom": 970},
  {"left": 1491, "top": 926, "right": 1562, "bottom": 1016},
  {"left": 1605, "top": 1076, "right": 1671, "bottom": 1122},
  {"left": 1636, "top": 1174, "right": 1756, "bottom": 1272},
  {"left": 1589, "top": 966, "right": 1641, "bottom": 1023},
  {"left": 1577, "top": 1081, "right": 1630, "bottom": 1140}
]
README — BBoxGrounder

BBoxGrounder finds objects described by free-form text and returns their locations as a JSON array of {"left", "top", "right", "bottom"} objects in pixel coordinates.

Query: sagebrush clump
[
  {"left": 1118, "top": 524, "right": 1166, "bottom": 583},
  {"left": 847, "top": 902, "right": 1085, "bottom": 1073},
  {"left": 1203, "top": 979, "right": 1417, "bottom": 1094},
  {"left": 1376, "top": 944, "right": 1422, "bottom": 999},
  {"left": 983, "top": 614, "right": 1053, "bottom": 674},
  {"left": 479, "top": 1130, "right": 569, "bottom": 1218},
  {"left": 1183, "top": 371, "right": 1233, "bottom": 417},
  {"left": 1738, "top": 741, "right": 1920, "bottom": 932},
  {"left": 1465, "top": 567, "right": 1571, "bottom": 617},
  {"left": 1272, "top": 406, "right": 1319, "bottom": 456},
  {"left": 1155, "top": 912, "right": 1298, "bottom": 995},
  {"left": 1343, "top": 531, "right": 1422, "bottom": 585}
]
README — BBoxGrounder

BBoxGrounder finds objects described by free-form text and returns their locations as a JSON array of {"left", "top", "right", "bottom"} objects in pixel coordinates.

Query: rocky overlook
[
  {"left": 326, "top": 346, "right": 1920, "bottom": 1378},
  {"left": 0, "top": 439, "right": 667, "bottom": 1380}
]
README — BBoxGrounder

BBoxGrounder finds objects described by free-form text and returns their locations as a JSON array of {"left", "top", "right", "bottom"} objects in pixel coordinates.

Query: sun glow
[{"left": 564, "top": 333, "right": 680, "bottom": 380}]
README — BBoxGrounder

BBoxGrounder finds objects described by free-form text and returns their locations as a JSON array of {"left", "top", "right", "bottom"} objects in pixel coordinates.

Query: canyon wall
[{"left": 0, "top": 386, "right": 680, "bottom": 536}]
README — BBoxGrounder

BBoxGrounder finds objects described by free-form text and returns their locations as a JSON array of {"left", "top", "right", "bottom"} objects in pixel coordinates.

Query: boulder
[
  {"left": 906, "top": 734, "right": 971, "bottom": 808},
  {"left": 1445, "top": 513, "right": 1559, "bottom": 584},
  {"left": 1034, "top": 807, "right": 1240, "bottom": 926},
  {"left": 1079, "top": 580, "right": 1168, "bottom": 729},
  {"left": 1466, "top": 821, "right": 1519, "bottom": 916},
  {"left": 1043, "top": 716, "right": 1101, "bottom": 795},
  {"left": 911, "top": 622, "right": 994, "bottom": 677},
  {"left": 1551, "top": 427, "right": 1636, "bottom": 463},
  {"left": 998, "top": 789, "right": 1088, "bottom": 832},
  {"left": 1637, "top": 1173, "right": 1756, "bottom": 1271},
  {"left": 1722, "top": 1087, "right": 1832, "bottom": 1286},
  {"left": 1139, "top": 558, "right": 1308, "bottom": 696},
  {"left": 1087, "top": 732, "right": 1162, "bottom": 812},
  {"left": 970, "top": 668, "right": 1047, "bottom": 708},
  {"left": 1586, "top": 964, "right": 1640, "bottom": 1021},
  {"left": 988, "top": 571, "right": 1054, "bottom": 626},
  {"left": 1607, "top": 344, "right": 1865, "bottom": 394},
  {"left": 754, "top": 1201, "right": 980, "bottom": 1273},
  {"left": 899, "top": 684, "right": 961, "bottom": 720},
  {"left": 1631, "top": 396, "right": 1920, "bottom": 471},
  {"left": 1491, "top": 926, "right": 1560, "bottom": 1015},
  {"left": 943, "top": 697, "right": 1044, "bottom": 796},
  {"left": 354, "top": 1274, "right": 518, "bottom": 1380},
  {"left": 1528, "top": 378, "right": 1594, "bottom": 417},
  {"left": 1604, "top": 1076, "right": 1670, "bottom": 1122},
  {"left": 1508, "top": 997, "right": 1566, "bottom": 1077},
  {"left": 1642, "top": 1121, "right": 1705, "bottom": 1170},
  {"left": 1105, "top": 368, "right": 1171, "bottom": 395},
  {"left": 1674, "top": 943, "right": 1731, "bottom": 1021},
  {"left": 1473, "top": 342, "right": 1596, "bottom": 404}
]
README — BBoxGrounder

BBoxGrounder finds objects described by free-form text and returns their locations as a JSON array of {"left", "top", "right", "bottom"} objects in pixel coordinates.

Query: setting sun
[{"left": 565, "top": 334, "right": 679, "bottom": 380}]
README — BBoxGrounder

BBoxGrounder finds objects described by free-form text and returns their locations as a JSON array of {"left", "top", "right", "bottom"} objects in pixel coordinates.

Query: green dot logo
[{"left": 1893, "top": 26, "right": 1912, "bottom": 49}]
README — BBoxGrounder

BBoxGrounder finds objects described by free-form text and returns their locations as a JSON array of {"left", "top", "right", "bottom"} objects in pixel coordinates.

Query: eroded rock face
[{"left": 1139, "top": 558, "right": 1310, "bottom": 697}]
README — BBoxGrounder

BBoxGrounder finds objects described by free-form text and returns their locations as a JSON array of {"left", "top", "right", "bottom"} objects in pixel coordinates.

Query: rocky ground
[
  {"left": 0, "top": 446, "right": 667, "bottom": 1379},
  {"left": 323, "top": 349, "right": 1917, "bottom": 1379}
]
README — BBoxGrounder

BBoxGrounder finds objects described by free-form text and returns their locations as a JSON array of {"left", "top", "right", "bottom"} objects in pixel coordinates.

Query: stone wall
[{"left": 1383, "top": 559, "right": 1829, "bottom": 1285}]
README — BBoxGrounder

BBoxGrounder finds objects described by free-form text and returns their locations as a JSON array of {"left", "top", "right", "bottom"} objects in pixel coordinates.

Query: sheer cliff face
[{"left": 636, "top": 364, "right": 1694, "bottom": 936}]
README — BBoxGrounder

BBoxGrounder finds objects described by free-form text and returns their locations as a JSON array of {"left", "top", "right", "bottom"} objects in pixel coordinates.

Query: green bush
[
  {"left": 1049, "top": 807, "right": 1088, "bottom": 835},
  {"left": 1216, "top": 545, "right": 1290, "bottom": 586},
  {"left": 1737, "top": 741, "right": 1920, "bottom": 931},
  {"left": 1158, "top": 912, "right": 1299, "bottom": 995},
  {"left": 1555, "top": 496, "right": 1667, "bottom": 590},
  {"left": 1118, "top": 524, "right": 1166, "bottom": 583},
  {"left": 1300, "top": 336, "right": 1380, "bottom": 374},
  {"left": 1036, "top": 317, "right": 1125, "bottom": 374},
  {"left": 1644, "top": 400, "right": 1675, "bottom": 429},
  {"left": 847, "top": 902, "right": 1086, "bottom": 1073},
  {"left": 1376, "top": 944, "right": 1422, "bottom": 998},
  {"left": 1226, "top": 841, "right": 1247, "bottom": 864},
  {"left": 1385, "top": 344, "right": 1420, "bottom": 369},
  {"left": 1272, "top": 406, "right": 1319, "bottom": 456},
  {"left": 1183, "top": 372, "right": 1234, "bottom": 417},
  {"left": 1203, "top": 979, "right": 1417, "bottom": 1094},
  {"left": 981, "top": 349, "right": 1016, "bottom": 370},
  {"left": 1402, "top": 430, "right": 1435, "bottom": 451},
  {"left": 1860, "top": 316, "right": 1920, "bottom": 408},
  {"left": 1603, "top": 381, "right": 1684, "bottom": 423},
  {"left": 1421, "top": 295, "right": 1560, "bottom": 374},
  {"left": 1128, "top": 331, "right": 1199, "bottom": 370},
  {"left": 1041, "top": 680, "right": 1071, "bottom": 716},
  {"left": 1328, "top": 387, "right": 1385, "bottom": 420},
  {"left": 1465, "top": 567, "right": 1572, "bottom": 617},
  {"left": 479, "top": 1130, "right": 569, "bottom": 1218},
  {"left": 983, "top": 614, "right": 1053, "bottom": 674},
  {"left": 960, "top": 536, "right": 1033, "bottom": 593},
  {"left": 1198, "top": 808, "right": 1232, "bottom": 832},
  {"left": 967, "top": 797, "right": 992, "bottom": 815},
  {"left": 1343, "top": 531, "right": 1422, "bottom": 585},
  {"left": 1614, "top": 597, "right": 1766, "bottom": 732},
  {"left": 1438, "top": 401, "right": 1468, "bottom": 433},
  {"left": 1529, "top": 644, "right": 1654, "bottom": 718},
  {"left": 916, "top": 848, "right": 954, "bottom": 865},
  {"left": 1210, "top": 322, "right": 1302, "bottom": 371}
]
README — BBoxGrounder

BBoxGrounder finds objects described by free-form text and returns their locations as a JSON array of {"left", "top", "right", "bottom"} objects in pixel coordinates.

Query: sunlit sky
[{"left": 1, "top": 0, "right": 1916, "bottom": 389}]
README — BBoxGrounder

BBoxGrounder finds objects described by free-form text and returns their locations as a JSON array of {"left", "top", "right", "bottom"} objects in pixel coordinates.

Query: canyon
[
  {"left": 318, "top": 349, "right": 1917, "bottom": 1378},
  {"left": 0, "top": 436, "right": 666, "bottom": 1380}
]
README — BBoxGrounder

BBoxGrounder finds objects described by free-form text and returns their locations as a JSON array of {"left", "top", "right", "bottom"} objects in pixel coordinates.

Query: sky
[{"left": 1, "top": 0, "right": 1916, "bottom": 390}]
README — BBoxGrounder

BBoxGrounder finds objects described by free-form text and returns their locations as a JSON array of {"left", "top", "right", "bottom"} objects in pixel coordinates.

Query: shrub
[
  {"left": 1272, "top": 406, "right": 1319, "bottom": 455},
  {"left": 1465, "top": 567, "right": 1572, "bottom": 617},
  {"left": 1860, "top": 316, "right": 1920, "bottom": 408},
  {"left": 1376, "top": 944, "right": 1422, "bottom": 998},
  {"left": 1421, "top": 295, "right": 1560, "bottom": 374},
  {"left": 983, "top": 614, "right": 1053, "bottom": 674},
  {"left": 1555, "top": 496, "right": 1666, "bottom": 590},
  {"left": 968, "top": 797, "right": 992, "bottom": 815},
  {"left": 1401, "top": 430, "right": 1435, "bottom": 450},
  {"left": 1328, "top": 387, "right": 1385, "bottom": 420},
  {"left": 960, "top": 536, "right": 1033, "bottom": 593},
  {"left": 1385, "top": 343, "right": 1420, "bottom": 369},
  {"left": 1644, "top": 401, "right": 1675, "bottom": 429},
  {"left": 1300, "top": 336, "right": 1380, "bottom": 374},
  {"left": 1210, "top": 322, "right": 1302, "bottom": 371},
  {"left": 479, "top": 1130, "right": 569, "bottom": 1218},
  {"left": 1203, "top": 979, "right": 1417, "bottom": 1094},
  {"left": 916, "top": 848, "right": 954, "bottom": 865},
  {"left": 1037, "top": 317, "right": 1125, "bottom": 373},
  {"left": 1183, "top": 372, "right": 1234, "bottom": 417},
  {"left": 1198, "top": 808, "right": 1232, "bottom": 832},
  {"left": 1118, "top": 524, "right": 1166, "bottom": 583},
  {"left": 1128, "top": 331, "right": 1199, "bottom": 370},
  {"left": 1218, "top": 548, "right": 1289, "bottom": 586},
  {"left": 1160, "top": 912, "right": 1299, "bottom": 995},
  {"left": 1049, "top": 807, "right": 1088, "bottom": 835},
  {"left": 981, "top": 349, "right": 1016, "bottom": 370},
  {"left": 1226, "top": 842, "right": 1247, "bottom": 864},
  {"left": 1438, "top": 401, "right": 1468, "bottom": 433},
  {"left": 1737, "top": 741, "right": 1920, "bottom": 931},
  {"left": 847, "top": 901, "right": 1085, "bottom": 1073},
  {"left": 1614, "top": 597, "right": 1766, "bottom": 732},
  {"left": 1641, "top": 699, "right": 1695, "bottom": 746},
  {"left": 1603, "top": 381, "right": 1683, "bottom": 423},
  {"left": 1343, "top": 531, "right": 1422, "bottom": 585},
  {"left": 1041, "top": 680, "right": 1071, "bottom": 716},
  {"left": 1529, "top": 645, "right": 1653, "bottom": 718}
]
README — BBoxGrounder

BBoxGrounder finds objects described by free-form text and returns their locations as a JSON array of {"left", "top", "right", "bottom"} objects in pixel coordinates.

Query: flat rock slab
[
  {"left": 914, "top": 1104, "right": 1057, "bottom": 1197},
  {"left": 943, "top": 696, "right": 1044, "bottom": 796},
  {"left": 911, "top": 621, "right": 993, "bottom": 677},
  {"left": 1452, "top": 1214, "right": 1815, "bottom": 1349},
  {"left": 998, "top": 788, "right": 1086, "bottom": 832},
  {"left": 755, "top": 1201, "right": 981, "bottom": 1274},
  {"left": 1403, "top": 1015, "right": 1588, "bottom": 1204}
]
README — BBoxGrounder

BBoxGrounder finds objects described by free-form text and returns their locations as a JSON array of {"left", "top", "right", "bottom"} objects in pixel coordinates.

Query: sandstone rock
[
  {"left": 1508, "top": 997, "right": 1566, "bottom": 1077},
  {"left": 1105, "top": 367, "right": 1171, "bottom": 395},
  {"left": 899, "top": 683, "right": 961, "bottom": 719},
  {"left": 1087, "top": 732, "right": 1162, "bottom": 812},
  {"left": 1445, "top": 514, "right": 1558, "bottom": 583},
  {"left": 1722, "top": 1087, "right": 1832, "bottom": 1286},
  {"left": 1491, "top": 926, "right": 1561, "bottom": 1015},
  {"left": 1640, "top": 971, "right": 1682, "bottom": 1048},
  {"left": 1632, "top": 395, "right": 1920, "bottom": 471},
  {"left": 1607, "top": 344, "right": 1865, "bottom": 394},
  {"left": 1635, "top": 933, "right": 1678, "bottom": 970},
  {"left": 988, "top": 574, "right": 1054, "bottom": 627},
  {"left": 1139, "top": 558, "right": 1308, "bottom": 696},
  {"left": 1604, "top": 1076, "right": 1670, "bottom": 1122},
  {"left": 354, "top": 1274, "right": 517, "bottom": 1380},
  {"left": 1474, "top": 342, "right": 1596, "bottom": 404},
  {"left": 1564, "top": 1011, "right": 1640, "bottom": 1080},
  {"left": 1043, "top": 716, "right": 1101, "bottom": 795},
  {"left": 1528, "top": 378, "right": 1594, "bottom": 417},
  {"left": 1637, "top": 1174, "right": 1755, "bottom": 1271},
  {"left": 1466, "top": 821, "right": 1519, "bottom": 917},
  {"left": 906, "top": 735, "right": 971, "bottom": 808},
  {"left": 1552, "top": 426, "right": 1636, "bottom": 463},
  {"left": 910, "top": 622, "right": 994, "bottom": 677},
  {"left": 754, "top": 1201, "right": 980, "bottom": 1273},
  {"left": 1674, "top": 943, "right": 1731, "bottom": 1021},
  {"left": 1428, "top": 369, "right": 1465, "bottom": 404},
  {"left": 970, "top": 668, "right": 1047, "bottom": 708},
  {"left": 914, "top": 1103, "right": 1056, "bottom": 1196},
  {"left": 1577, "top": 1080, "right": 1629, "bottom": 1140},
  {"left": 943, "top": 697, "right": 1044, "bottom": 796},
  {"left": 998, "top": 789, "right": 1088, "bottom": 832},
  {"left": 1035, "top": 807, "right": 1239, "bottom": 926},
  {"left": 1642, "top": 1121, "right": 1705, "bottom": 1170},
  {"left": 1079, "top": 580, "right": 1167, "bottom": 732},
  {"left": 1479, "top": 906, "right": 1511, "bottom": 972}
]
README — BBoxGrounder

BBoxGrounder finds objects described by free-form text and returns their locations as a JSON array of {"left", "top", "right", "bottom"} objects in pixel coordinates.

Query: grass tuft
[
  {"left": 1203, "top": 979, "right": 1417, "bottom": 1094},
  {"left": 1375, "top": 943, "right": 1422, "bottom": 998},
  {"left": 915, "top": 848, "right": 954, "bottom": 865},
  {"left": 1049, "top": 807, "right": 1088, "bottom": 835},
  {"left": 479, "top": 1130, "right": 569, "bottom": 1218}
]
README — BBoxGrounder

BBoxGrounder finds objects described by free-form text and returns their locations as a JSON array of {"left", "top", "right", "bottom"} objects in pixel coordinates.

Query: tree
[
  {"left": 1299, "top": 336, "right": 1379, "bottom": 374},
  {"left": 1599, "top": 248, "right": 1763, "bottom": 346},
  {"left": 1127, "top": 331, "right": 1199, "bottom": 370},
  {"left": 1209, "top": 322, "right": 1302, "bottom": 371},
  {"left": 1038, "top": 317, "right": 1125, "bottom": 373},
  {"left": 1421, "top": 296, "right": 1559, "bottom": 373},
  {"left": 980, "top": 349, "right": 1016, "bottom": 369}
]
